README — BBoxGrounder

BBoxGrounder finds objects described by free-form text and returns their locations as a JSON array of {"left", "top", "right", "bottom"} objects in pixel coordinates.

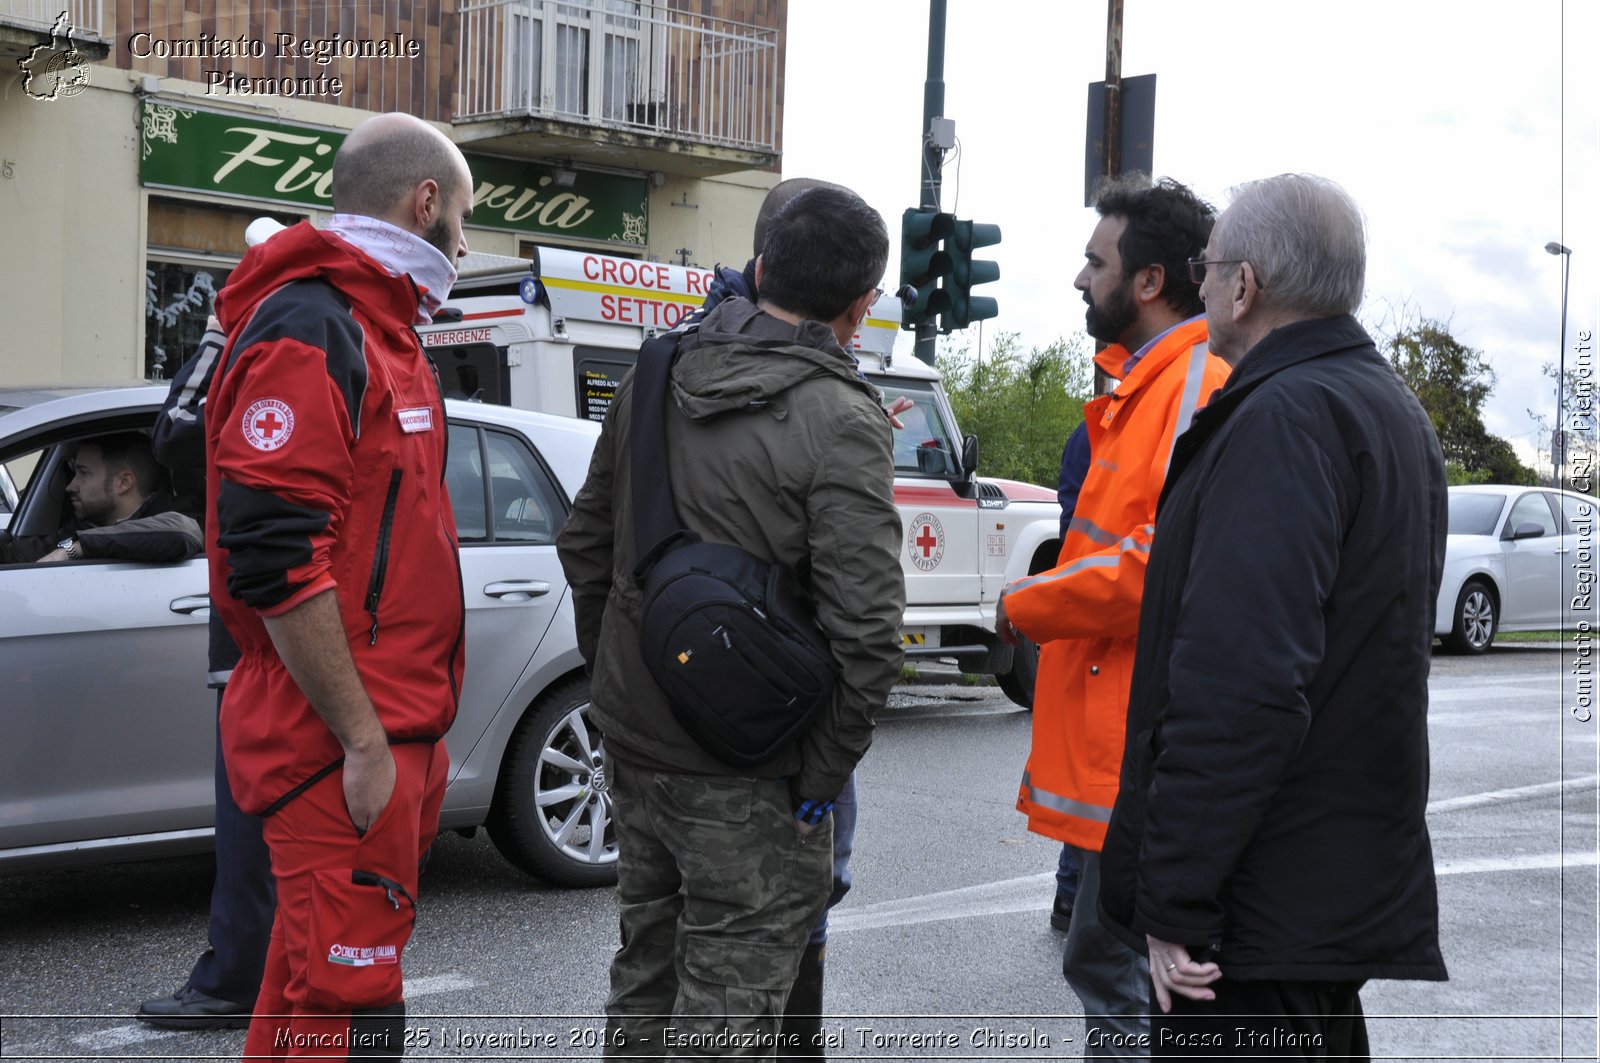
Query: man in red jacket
[
  {"left": 998, "top": 176, "right": 1229, "bottom": 1058},
  {"left": 204, "top": 112, "right": 472, "bottom": 1059}
]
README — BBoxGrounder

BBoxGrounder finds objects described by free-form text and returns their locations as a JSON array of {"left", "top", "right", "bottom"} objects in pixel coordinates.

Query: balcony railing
[
  {"left": 1, "top": 0, "right": 105, "bottom": 37},
  {"left": 456, "top": 0, "right": 778, "bottom": 156}
]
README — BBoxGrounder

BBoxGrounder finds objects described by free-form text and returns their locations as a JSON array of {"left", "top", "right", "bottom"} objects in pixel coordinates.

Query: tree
[
  {"left": 1526, "top": 361, "right": 1598, "bottom": 495},
  {"left": 937, "top": 333, "right": 1093, "bottom": 486},
  {"left": 1379, "top": 314, "right": 1537, "bottom": 485}
]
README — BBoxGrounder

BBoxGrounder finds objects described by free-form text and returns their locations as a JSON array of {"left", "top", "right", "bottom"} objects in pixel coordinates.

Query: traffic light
[
  {"left": 946, "top": 219, "right": 1002, "bottom": 330},
  {"left": 900, "top": 208, "right": 956, "bottom": 330}
]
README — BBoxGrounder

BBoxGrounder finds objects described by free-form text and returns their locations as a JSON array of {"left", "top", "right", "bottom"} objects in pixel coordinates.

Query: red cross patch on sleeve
[{"left": 241, "top": 398, "right": 296, "bottom": 452}]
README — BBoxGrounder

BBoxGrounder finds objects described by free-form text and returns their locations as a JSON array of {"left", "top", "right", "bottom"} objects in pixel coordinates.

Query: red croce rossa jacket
[{"left": 205, "top": 222, "right": 465, "bottom": 816}]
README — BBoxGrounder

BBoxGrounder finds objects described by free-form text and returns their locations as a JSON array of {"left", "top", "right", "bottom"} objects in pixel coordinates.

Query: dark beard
[
  {"left": 1084, "top": 281, "right": 1138, "bottom": 344},
  {"left": 422, "top": 215, "right": 454, "bottom": 262}
]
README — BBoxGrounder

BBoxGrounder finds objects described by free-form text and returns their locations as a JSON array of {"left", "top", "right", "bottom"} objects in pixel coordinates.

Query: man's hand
[
  {"left": 995, "top": 589, "right": 1020, "bottom": 647},
  {"left": 884, "top": 395, "right": 914, "bottom": 430},
  {"left": 263, "top": 589, "right": 395, "bottom": 834},
  {"left": 343, "top": 742, "right": 397, "bottom": 834},
  {"left": 1146, "top": 935, "right": 1222, "bottom": 1013},
  {"left": 36, "top": 547, "right": 71, "bottom": 563}
]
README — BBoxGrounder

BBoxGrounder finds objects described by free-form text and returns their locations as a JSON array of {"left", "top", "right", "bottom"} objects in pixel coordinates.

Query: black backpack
[{"left": 630, "top": 333, "right": 836, "bottom": 767}]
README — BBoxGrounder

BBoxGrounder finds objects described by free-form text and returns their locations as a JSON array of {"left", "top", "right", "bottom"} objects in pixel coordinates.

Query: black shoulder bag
[{"left": 630, "top": 333, "right": 837, "bottom": 767}]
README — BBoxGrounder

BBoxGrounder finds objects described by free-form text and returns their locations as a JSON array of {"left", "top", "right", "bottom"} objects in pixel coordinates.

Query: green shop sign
[{"left": 139, "top": 102, "right": 648, "bottom": 246}]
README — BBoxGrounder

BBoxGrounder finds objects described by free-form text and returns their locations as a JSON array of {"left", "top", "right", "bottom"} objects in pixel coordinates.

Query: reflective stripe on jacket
[{"left": 1006, "top": 317, "right": 1228, "bottom": 850}]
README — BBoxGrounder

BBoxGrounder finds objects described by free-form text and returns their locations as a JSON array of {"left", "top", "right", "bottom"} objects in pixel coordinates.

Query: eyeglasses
[
  {"left": 868, "top": 286, "right": 885, "bottom": 303},
  {"left": 1186, "top": 258, "right": 1246, "bottom": 285}
]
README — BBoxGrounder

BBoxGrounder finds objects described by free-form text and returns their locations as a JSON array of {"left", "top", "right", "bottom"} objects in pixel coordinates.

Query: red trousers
[{"left": 244, "top": 742, "right": 448, "bottom": 1060}]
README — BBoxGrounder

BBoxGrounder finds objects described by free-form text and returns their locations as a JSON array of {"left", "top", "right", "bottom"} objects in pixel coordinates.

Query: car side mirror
[
  {"left": 960, "top": 434, "right": 979, "bottom": 480},
  {"left": 1510, "top": 521, "right": 1547, "bottom": 540}
]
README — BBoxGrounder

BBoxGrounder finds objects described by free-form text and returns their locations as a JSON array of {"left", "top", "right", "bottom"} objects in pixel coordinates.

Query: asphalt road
[{"left": 1, "top": 646, "right": 1596, "bottom": 1061}]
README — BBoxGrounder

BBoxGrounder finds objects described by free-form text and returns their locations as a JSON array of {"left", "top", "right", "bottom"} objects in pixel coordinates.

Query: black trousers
[
  {"left": 1152, "top": 979, "right": 1369, "bottom": 1060},
  {"left": 187, "top": 690, "right": 274, "bottom": 1007}
]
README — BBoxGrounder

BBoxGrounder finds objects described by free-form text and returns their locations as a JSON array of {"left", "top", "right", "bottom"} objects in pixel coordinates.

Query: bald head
[{"left": 332, "top": 113, "right": 470, "bottom": 220}]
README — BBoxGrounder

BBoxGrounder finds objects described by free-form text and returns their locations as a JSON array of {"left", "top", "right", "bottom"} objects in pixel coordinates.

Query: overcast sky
[{"left": 782, "top": 0, "right": 1598, "bottom": 469}]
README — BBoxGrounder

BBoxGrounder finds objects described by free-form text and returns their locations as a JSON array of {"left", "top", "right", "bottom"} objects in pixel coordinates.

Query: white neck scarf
[{"left": 327, "top": 214, "right": 457, "bottom": 324}]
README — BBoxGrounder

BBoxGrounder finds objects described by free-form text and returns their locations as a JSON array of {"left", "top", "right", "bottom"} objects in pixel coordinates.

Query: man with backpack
[{"left": 557, "top": 184, "right": 904, "bottom": 1057}]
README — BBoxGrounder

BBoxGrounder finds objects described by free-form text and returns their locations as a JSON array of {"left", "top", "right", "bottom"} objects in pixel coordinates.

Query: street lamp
[{"left": 1546, "top": 241, "right": 1573, "bottom": 488}]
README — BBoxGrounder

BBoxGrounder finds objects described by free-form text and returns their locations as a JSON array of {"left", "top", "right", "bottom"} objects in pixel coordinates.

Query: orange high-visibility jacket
[{"left": 1008, "top": 317, "right": 1229, "bottom": 850}]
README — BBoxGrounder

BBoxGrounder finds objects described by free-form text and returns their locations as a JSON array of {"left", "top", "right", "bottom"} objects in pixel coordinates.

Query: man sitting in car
[{"left": 0, "top": 431, "right": 201, "bottom": 564}]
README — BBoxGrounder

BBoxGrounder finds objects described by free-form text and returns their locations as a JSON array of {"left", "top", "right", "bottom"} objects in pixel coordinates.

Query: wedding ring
[{"left": 1166, "top": 962, "right": 1178, "bottom": 971}]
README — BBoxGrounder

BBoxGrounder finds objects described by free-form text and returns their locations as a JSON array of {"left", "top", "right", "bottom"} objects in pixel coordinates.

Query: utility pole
[
  {"left": 913, "top": 0, "right": 947, "bottom": 367},
  {"left": 1094, "top": 0, "right": 1125, "bottom": 397},
  {"left": 1102, "top": 0, "right": 1124, "bottom": 184}
]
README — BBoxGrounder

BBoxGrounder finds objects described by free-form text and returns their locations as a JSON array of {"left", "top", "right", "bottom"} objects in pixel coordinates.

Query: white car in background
[{"left": 1437, "top": 484, "right": 1598, "bottom": 653}]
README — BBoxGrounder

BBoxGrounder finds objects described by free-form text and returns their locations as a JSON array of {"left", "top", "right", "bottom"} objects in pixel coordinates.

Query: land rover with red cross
[{"left": 417, "top": 247, "right": 1063, "bottom": 706}]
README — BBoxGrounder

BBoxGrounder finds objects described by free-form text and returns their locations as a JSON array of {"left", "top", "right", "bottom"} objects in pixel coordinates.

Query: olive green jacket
[{"left": 557, "top": 298, "right": 905, "bottom": 801}]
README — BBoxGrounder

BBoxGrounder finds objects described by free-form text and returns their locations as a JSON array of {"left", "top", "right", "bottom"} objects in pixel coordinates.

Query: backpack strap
[{"left": 631, "top": 332, "right": 698, "bottom": 583}]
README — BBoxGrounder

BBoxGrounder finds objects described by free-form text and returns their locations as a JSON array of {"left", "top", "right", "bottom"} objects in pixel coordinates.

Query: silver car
[
  {"left": 0, "top": 385, "right": 616, "bottom": 886},
  {"left": 1436, "top": 484, "right": 1600, "bottom": 653}
]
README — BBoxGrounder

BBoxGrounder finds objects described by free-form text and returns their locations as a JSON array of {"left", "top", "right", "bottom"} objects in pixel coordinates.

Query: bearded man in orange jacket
[{"left": 997, "top": 176, "right": 1230, "bottom": 1058}]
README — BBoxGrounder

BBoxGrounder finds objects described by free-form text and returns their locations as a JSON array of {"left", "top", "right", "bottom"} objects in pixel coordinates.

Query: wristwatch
[{"left": 56, "top": 537, "right": 81, "bottom": 560}]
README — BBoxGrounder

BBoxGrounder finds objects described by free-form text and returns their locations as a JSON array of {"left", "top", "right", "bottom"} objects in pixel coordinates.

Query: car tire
[
  {"left": 997, "top": 633, "right": 1039, "bottom": 709},
  {"left": 1445, "top": 579, "right": 1497, "bottom": 654},
  {"left": 487, "top": 679, "right": 618, "bottom": 887}
]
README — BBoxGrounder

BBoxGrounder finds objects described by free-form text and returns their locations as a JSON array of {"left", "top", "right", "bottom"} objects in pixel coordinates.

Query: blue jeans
[
  {"left": 808, "top": 772, "right": 856, "bottom": 946},
  {"left": 1056, "top": 842, "right": 1081, "bottom": 906},
  {"left": 1062, "top": 847, "right": 1150, "bottom": 1059}
]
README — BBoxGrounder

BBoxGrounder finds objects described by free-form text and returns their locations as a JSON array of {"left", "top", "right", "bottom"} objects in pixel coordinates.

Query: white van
[{"left": 418, "top": 247, "right": 1063, "bottom": 706}]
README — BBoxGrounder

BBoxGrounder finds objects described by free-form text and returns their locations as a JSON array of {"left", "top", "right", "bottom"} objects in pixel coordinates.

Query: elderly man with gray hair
[{"left": 1098, "top": 174, "right": 1449, "bottom": 1060}]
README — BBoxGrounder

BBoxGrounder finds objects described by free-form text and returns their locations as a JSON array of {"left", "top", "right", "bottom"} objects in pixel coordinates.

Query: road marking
[
  {"left": 1430, "top": 682, "right": 1560, "bottom": 705},
  {"left": 1436, "top": 851, "right": 1600, "bottom": 875},
  {"left": 1432, "top": 670, "right": 1566, "bottom": 687},
  {"left": 73, "top": 1025, "right": 177, "bottom": 1050},
  {"left": 830, "top": 872, "right": 1055, "bottom": 934},
  {"left": 1428, "top": 775, "right": 1598, "bottom": 814},
  {"left": 408, "top": 973, "right": 478, "bottom": 997},
  {"left": 829, "top": 778, "right": 1600, "bottom": 935},
  {"left": 55, "top": 974, "right": 477, "bottom": 1052}
]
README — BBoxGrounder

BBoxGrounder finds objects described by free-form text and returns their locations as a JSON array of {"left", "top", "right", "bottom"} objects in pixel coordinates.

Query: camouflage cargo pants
[{"left": 604, "top": 756, "right": 832, "bottom": 1059}]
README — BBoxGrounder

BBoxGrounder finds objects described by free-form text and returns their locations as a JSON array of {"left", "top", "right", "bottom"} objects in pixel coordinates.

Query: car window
[
  {"left": 484, "top": 429, "right": 565, "bottom": 543},
  {"left": 1447, "top": 493, "right": 1505, "bottom": 536},
  {"left": 1506, "top": 492, "right": 1559, "bottom": 538},
  {"left": 1559, "top": 493, "right": 1597, "bottom": 535},
  {"left": 446, "top": 424, "right": 489, "bottom": 542},
  {"left": 873, "top": 379, "right": 960, "bottom": 477},
  {"left": 4, "top": 449, "right": 41, "bottom": 502},
  {"left": 446, "top": 422, "right": 566, "bottom": 545}
]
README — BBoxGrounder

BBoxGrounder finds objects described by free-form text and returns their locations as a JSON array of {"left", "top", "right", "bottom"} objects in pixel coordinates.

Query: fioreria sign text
[
  {"left": 139, "top": 104, "right": 649, "bottom": 246},
  {"left": 127, "top": 31, "right": 420, "bottom": 97}
]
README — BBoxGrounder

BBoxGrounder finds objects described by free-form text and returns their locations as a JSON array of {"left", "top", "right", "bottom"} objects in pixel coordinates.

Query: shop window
[
  {"left": 143, "top": 201, "right": 299, "bottom": 381},
  {"left": 145, "top": 261, "right": 229, "bottom": 381}
]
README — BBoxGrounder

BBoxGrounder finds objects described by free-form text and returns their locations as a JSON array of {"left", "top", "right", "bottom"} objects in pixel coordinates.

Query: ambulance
[{"left": 418, "top": 247, "right": 1064, "bottom": 707}]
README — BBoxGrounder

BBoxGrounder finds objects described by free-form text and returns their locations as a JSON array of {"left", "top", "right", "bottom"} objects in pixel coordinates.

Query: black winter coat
[{"left": 1100, "top": 314, "right": 1450, "bottom": 983}]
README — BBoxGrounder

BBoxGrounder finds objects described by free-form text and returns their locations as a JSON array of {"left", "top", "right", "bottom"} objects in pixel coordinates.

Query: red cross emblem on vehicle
[
  {"left": 907, "top": 511, "right": 944, "bottom": 572},
  {"left": 241, "top": 398, "right": 296, "bottom": 452}
]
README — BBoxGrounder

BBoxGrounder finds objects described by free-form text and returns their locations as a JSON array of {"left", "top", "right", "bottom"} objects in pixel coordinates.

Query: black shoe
[
  {"left": 135, "top": 986, "right": 252, "bottom": 1030},
  {"left": 1050, "top": 897, "right": 1074, "bottom": 933}
]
